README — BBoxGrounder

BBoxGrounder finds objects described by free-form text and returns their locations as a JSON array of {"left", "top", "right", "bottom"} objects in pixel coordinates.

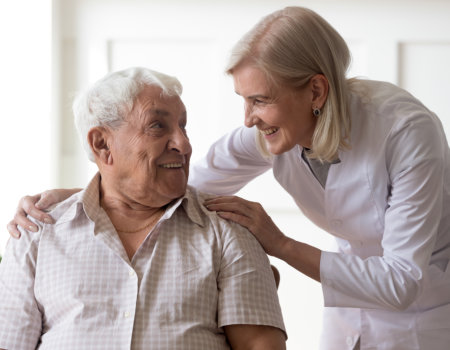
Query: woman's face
[{"left": 232, "top": 63, "right": 317, "bottom": 154}]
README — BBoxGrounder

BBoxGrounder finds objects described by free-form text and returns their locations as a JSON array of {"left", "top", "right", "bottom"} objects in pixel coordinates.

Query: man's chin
[{"left": 161, "top": 183, "right": 187, "bottom": 202}]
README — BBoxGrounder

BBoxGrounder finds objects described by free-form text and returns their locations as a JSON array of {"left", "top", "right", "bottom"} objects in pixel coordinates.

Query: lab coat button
[{"left": 346, "top": 336, "right": 353, "bottom": 347}]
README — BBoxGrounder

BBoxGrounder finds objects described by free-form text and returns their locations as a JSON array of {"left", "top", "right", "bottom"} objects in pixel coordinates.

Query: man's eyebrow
[
  {"left": 145, "top": 108, "right": 187, "bottom": 121},
  {"left": 148, "top": 108, "right": 170, "bottom": 117}
]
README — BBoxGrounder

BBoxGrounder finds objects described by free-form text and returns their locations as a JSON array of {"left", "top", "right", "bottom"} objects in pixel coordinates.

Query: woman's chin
[{"left": 266, "top": 142, "right": 294, "bottom": 155}]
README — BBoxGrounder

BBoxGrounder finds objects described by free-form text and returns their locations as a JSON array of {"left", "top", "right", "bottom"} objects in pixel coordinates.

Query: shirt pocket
[{"left": 156, "top": 254, "right": 217, "bottom": 325}]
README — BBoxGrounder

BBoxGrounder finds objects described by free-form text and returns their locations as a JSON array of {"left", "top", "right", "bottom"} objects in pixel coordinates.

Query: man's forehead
[{"left": 136, "top": 86, "right": 185, "bottom": 113}]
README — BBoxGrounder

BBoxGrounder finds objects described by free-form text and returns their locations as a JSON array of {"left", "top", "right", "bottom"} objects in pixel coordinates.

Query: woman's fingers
[
  {"left": 206, "top": 203, "right": 252, "bottom": 218},
  {"left": 216, "top": 210, "right": 253, "bottom": 228},
  {"left": 7, "top": 194, "right": 56, "bottom": 239},
  {"left": 205, "top": 196, "right": 254, "bottom": 215},
  {"left": 20, "top": 195, "right": 54, "bottom": 224},
  {"left": 35, "top": 190, "right": 61, "bottom": 211},
  {"left": 205, "top": 195, "right": 286, "bottom": 256},
  {"left": 205, "top": 196, "right": 269, "bottom": 228},
  {"left": 6, "top": 220, "right": 22, "bottom": 239}
]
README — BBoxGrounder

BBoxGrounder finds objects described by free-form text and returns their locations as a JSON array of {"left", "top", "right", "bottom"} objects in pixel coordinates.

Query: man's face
[{"left": 108, "top": 85, "right": 192, "bottom": 208}]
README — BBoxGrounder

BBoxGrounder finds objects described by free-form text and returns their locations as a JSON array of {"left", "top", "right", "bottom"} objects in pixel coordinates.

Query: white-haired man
[{"left": 0, "top": 67, "right": 286, "bottom": 349}]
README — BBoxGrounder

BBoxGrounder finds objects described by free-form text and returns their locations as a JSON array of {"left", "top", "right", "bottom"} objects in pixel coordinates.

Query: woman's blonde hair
[{"left": 226, "top": 7, "right": 352, "bottom": 162}]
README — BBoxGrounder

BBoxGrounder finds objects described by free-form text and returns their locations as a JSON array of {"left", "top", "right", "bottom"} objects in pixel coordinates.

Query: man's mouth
[
  {"left": 160, "top": 163, "right": 183, "bottom": 169},
  {"left": 260, "top": 127, "right": 279, "bottom": 136}
]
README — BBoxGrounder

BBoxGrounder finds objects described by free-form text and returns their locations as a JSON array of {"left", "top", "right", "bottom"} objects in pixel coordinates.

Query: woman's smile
[{"left": 260, "top": 127, "right": 279, "bottom": 136}]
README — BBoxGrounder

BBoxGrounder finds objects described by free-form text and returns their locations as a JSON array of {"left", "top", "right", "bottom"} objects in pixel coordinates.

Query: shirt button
[
  {"left": 129, "top": 269, "right": 135, "bottom": 277},
  {"left": 124, "top": 311, "right": 131, "bottom": 318}
]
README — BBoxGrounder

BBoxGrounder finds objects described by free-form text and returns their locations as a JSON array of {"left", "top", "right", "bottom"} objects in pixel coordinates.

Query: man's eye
[
  {"left": 150, "top": 122, "right": 163, "bottom": 129},
  {"left": 180, "top": 125, "right": 188, "bottom": 136}
]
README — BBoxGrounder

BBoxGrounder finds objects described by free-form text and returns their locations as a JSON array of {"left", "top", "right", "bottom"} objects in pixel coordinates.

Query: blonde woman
[{"left": 8, "top": 7, "right": 450, "bottom": 350}]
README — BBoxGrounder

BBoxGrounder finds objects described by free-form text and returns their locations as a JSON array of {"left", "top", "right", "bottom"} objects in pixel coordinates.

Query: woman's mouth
[{"left": 260, "top": 127, "right": 279, "bottom": 136}]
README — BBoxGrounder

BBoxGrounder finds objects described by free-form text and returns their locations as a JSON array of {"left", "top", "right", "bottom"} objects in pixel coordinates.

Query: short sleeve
[
  {"left": 0, "top": 225, "right": 42, "bottom": 349},
  {"left": 216, "top": 219, "right": 286, "bottom": 336}
]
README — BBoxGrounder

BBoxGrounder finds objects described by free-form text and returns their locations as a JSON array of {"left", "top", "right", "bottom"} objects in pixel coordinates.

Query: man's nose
[{"left": 169, "top": 127, "right": 192, "bottom": 154}]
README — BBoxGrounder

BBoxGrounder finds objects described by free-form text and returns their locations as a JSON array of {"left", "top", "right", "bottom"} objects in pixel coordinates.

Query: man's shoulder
[
  {"left": 184, "top": 185, "right": 219, "bottom": 220},
  {"left": 46, "top": 190, "right": 84, "bottom": 224},
  {"left": 22, "top": 190, "right": 84, "bottom": 237},
  {"left": 184, "top": 185, "right": 264, "bottom": 250}
]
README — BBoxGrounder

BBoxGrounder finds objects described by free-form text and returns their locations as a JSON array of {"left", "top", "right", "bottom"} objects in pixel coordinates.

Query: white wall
[{"left": 0, "top": 0, "right": 53, "bottom": 254}]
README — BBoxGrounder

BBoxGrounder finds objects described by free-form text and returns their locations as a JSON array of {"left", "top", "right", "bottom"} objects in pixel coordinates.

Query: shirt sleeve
[
  {"left": 321, "top": 110, "right": 446, "bottom": 310},
  {"left": 216, "top": 219, "right": 286, "bottom": 337},
  {"left": 189, "top": 126, "right": 273, "bottom": 195},
  {"left": 0, "top": 223, "right": 42, "bottom": 349}
]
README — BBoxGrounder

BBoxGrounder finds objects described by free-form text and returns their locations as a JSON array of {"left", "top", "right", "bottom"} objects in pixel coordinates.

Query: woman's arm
[
  {"left": 7, "top": 188, "right": 81, "bottom": 238},
  {"left": 189, "top": 126, "right": 272, "bottom": 195}
]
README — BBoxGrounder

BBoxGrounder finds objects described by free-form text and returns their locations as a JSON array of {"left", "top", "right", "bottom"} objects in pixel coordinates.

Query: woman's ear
[
  {"left": 310, "top": 74, "right": 329, "bottom": 109},
  {"left": 87, "top": 127, "right": 112, "bottom": 165}
]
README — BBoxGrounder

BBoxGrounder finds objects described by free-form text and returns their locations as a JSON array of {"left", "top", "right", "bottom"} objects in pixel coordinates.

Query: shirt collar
[
  {"left": 162, "top": 186, "right": 205, "bottom": 227},
  {"left": 56, "top": 173, "right": 204, "bottom": 228},
  {"left": 55, "top": 173, "right": 102, "bottom": 226}
]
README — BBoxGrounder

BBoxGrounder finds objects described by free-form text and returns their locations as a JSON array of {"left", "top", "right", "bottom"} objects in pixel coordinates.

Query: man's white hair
[{"left": 73, "top": 67, "right": 183, "bottom": 162}]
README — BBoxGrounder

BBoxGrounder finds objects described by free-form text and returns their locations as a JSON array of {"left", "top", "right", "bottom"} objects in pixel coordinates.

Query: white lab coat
[{"left": 189, "top": 80, "right": 450, "bottom": 349}]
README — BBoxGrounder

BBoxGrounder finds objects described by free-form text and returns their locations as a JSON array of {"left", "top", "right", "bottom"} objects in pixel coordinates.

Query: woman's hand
[
  {"left": 204, "top": 196, "right": 289, "bottom": 257},
  {"left": 6, "top": 189, "right": 81, "bottom": 238}
]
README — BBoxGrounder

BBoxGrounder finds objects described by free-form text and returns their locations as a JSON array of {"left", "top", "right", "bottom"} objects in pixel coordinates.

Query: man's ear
[
  {"left": 87, "top": 127, "right": 112, "bottom": 165},
  {"left": 310, "top": 74, "right": 329, "bottom": 109}
]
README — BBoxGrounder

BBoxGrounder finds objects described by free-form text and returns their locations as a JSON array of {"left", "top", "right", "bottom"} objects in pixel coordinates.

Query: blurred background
[{"left": 1, "top": 0, "right": 450, "bottom": 348}]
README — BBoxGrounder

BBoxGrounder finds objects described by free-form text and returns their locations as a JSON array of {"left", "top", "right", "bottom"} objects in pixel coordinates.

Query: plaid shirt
[{"left": 0, "top": 173, "right": 285, "bottom": 349}]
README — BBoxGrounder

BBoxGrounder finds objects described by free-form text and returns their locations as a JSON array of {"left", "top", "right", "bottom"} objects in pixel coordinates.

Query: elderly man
[{"left": 0, "top": 67, "right": 286, "bottom": 349}]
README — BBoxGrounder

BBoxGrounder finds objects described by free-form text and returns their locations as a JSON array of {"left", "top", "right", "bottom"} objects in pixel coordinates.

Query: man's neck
[{"left": 99, "top": 183, "right": 167, "bottom": 261}]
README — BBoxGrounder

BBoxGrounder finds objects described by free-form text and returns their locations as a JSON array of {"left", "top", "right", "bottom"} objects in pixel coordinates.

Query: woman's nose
[{"left": 244, "top": 104, "right": 256, "bottom": 127}]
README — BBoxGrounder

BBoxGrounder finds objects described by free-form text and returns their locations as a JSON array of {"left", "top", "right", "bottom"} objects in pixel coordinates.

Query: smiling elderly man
[{"left": 0, "top": 67, "right": 286, "bottom": 349}]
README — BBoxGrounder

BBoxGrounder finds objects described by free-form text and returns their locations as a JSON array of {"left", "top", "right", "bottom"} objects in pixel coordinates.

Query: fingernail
[{"left": 28, "top": 225, "right": 38, "bottom": 232}]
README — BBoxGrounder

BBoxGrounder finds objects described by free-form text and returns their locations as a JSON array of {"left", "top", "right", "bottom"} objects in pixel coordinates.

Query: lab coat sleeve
[
  {"left": 189, "top": 126, "right": 273, "bottom": 195},
  {"left": 321, "top": 111, "right": 446, "bottom": 310}
]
